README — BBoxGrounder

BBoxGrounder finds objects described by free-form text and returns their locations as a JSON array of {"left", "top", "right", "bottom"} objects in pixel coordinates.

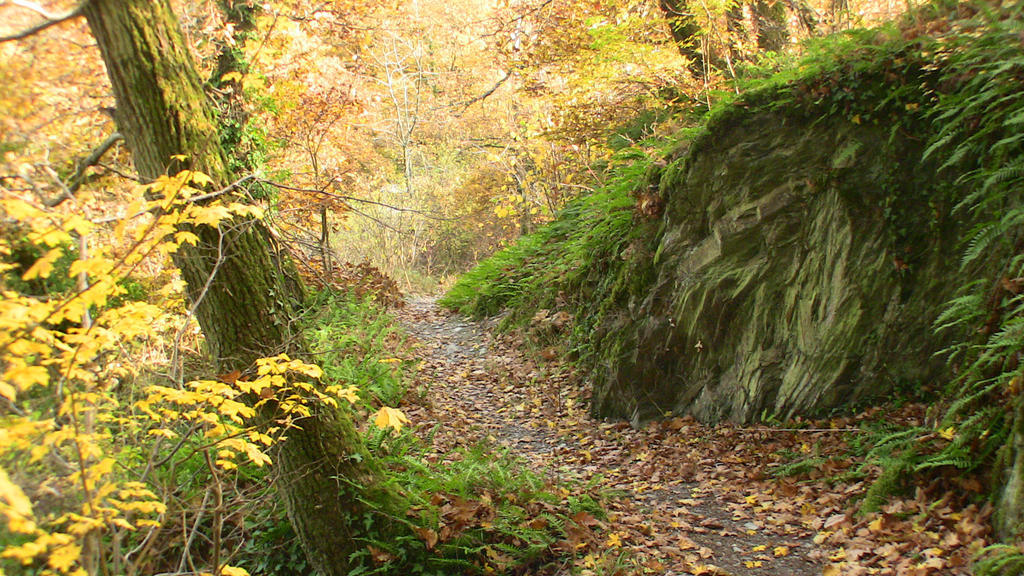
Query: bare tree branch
[
  {"left": 453, "top": 69, "right": 512, "bottom": 112},
  {"left": 45, "top": 132, "right": 123, "bottom": 207},
  {"left": 0, "top": 0, "right": 87, "bottom": 43},
  {"left": 257, "top": 178, "right": 457, "bottom": 221}
]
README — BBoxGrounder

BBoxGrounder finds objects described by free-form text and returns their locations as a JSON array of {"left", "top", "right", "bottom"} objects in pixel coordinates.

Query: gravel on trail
[{"left": 395, "top": 296, "right": 825, "bottom": 576}]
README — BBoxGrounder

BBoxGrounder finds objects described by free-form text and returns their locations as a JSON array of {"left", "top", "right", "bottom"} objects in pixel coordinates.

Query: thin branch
[
  {"left": 45, "top": 132, "right": 123, "bottom": 207},
  {"left": 453, "top": 70, "right": 512, "bottom": 112},
  {"left": 184, "top": 174, "right": 256, "bottom": 204},
  {"left": 90, "top": 174, "right": 257, "bottom": 225},
  {"left": 499, "top": 0, "right": 556, "bottom": 31},
  {"left": 258, "top": 178, "right": 457, "bottom": 221},
  {"left": 176, "top": 488, "right": 211, "bottom": 575},
  {"left": 94, "top": 161, "right": 141, "bottom": 183},
  {"left": 0, "top": 0, "right": 87, "bottom": 43}
]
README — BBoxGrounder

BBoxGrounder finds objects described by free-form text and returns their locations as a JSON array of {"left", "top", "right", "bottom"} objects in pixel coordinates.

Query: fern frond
[{"left": 974, "top": 544, "right": 1024, "bottom": 576}]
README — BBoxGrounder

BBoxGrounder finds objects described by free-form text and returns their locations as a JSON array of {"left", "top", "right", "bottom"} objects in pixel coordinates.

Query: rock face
[{"left": 592, "top": 109, "right": 961, "bottom": 424}]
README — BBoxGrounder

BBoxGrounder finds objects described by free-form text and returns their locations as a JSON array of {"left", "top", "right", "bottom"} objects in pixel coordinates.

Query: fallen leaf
[{"left": 373, "top": 406, "right": 410, "bottom": 431}]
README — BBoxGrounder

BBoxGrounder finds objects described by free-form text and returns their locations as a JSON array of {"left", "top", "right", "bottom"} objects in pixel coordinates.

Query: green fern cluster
[
  {"left": 974, "top": 544, "right": 1024, "bottom": 576},
  {"left": 915, "top": 0, "right": 1024, "bottom": 489},
  {"left": 854, "top": 427, "right": 924, "bottom": 512}
]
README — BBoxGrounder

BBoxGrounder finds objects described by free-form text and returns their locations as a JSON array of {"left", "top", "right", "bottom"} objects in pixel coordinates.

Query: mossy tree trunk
[
  {"left": 82, "top": 2, "right": 405, "bottom": 574},
  {"left": 658, "top": 0, "right": 708, "bottom": 77},
  {"left": 997, "top": 387, "right": 1024, "bottom": 539}
]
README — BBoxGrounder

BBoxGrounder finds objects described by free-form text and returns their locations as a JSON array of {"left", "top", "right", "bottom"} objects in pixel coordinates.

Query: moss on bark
[{"left": 83, "top": 2, "right": 410, "bottom": 573}]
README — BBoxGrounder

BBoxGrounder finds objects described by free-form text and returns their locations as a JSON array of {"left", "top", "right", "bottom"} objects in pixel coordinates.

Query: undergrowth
[{"left": 288, "top": 290, "right": 604, "bottom": 576}]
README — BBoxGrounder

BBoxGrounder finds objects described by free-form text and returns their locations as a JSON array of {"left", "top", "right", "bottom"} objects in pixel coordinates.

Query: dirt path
[{"left": 396, "top": 296, "right": 824, "bottom": 576}]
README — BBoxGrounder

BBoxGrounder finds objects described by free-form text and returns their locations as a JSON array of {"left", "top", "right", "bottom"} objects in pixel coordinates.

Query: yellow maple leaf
[
  {"left": 773, "top": 546, "right": 789, "bottom": 557},
  {"left": 221, "top": 566, "right": 250, "bottom": 576},
  {"left": 47, "top": 541, "right": 82, "bottom": 572},
  {"left": 175, "top": 231, "right": 200, "bottom": 246},
  {"left": 0, "top": 379, "right": 16, "bottom": 402},
  {"left": 326, "top": 385, "right": 359, "bottom": 404},
  {"left": 605, "top": 532, "right": 622, "bottom": 548},
  {"left": 373, "top": 407, "right": 410, "bottom": 432},
  {"left": 939, "top": 427, "right": 956, "bottom": 441},
  {"left": 190, "top": 204, "right": 233, "bottom": 228},
  {"left": 5, "top": 364, "right": 49, "bottom": 392},
  {"left": 242, "top": 442, "right": 272, "bottom": 467},
  {"left": 21, "top": 248, "right": 63, "bottom": 281}
]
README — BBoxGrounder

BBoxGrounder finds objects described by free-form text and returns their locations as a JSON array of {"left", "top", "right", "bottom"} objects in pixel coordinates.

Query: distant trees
[{"left": 657, "top": 0, "right": 801, "bottom": 78}]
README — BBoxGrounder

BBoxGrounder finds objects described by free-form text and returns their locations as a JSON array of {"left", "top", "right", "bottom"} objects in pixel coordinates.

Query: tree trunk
[
  {"left": 658, "top": 0, "right": 707, "bottom": 77},
  {"left": 81, "top": 2, "right": 405, "bottom": 574},
  {"left": 753, "top": 0, "right": 789, "bottom": 53},
  {"left": 997, "top": 396, "right": 1024, "bottom": 540},
  {"left": 726, "top": 0, "right": 789, "bottom": 65}
]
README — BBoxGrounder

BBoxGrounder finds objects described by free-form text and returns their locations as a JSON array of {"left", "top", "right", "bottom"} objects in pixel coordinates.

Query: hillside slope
[{"left": 444, "top": 1, "right": 1024, "bottom": 540}]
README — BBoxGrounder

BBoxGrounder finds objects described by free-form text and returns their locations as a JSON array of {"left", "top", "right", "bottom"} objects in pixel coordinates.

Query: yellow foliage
[
  {"left": 47, "top": 539, "right": 81, "bottom": 572},
  {"left": 0, "top": 167, "right": 365, "bottom": 575},
  {"left": 21, "top": 247, "right": 63, "bottom": 281},
  {"left": 187, "top": 203, "right": 233, "bottom": 227},
  {"left": 4, "top": 362, "right": 50, "bottom": 396},
  {"left": 373, "top": 406, "right": 411, "bottom": 432},
  {"left": 326, "top": 384, "right": 360, "bottom": 404},
  {"left": 0, "top": 468, "right": 36, "bottom": 534}
]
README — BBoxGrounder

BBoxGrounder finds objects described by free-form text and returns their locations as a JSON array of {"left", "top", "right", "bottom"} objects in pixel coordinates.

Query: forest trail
[{"left": 395, "top": 296, "right": 825, "bottom": 576}]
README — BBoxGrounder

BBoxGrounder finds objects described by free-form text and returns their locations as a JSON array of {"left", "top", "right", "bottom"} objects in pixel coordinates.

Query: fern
[
  {"left": 974, "top": 544, "right": 1024, "bottom": 576},
  {"left": 933, "top": 290, "right": 985, "bottom": 332},
  {"left": 860, "top": 454, "right": 915, "bottom": 514},
  {"left": 982, "top": 157, "right": 1024, "bottom": 193}
]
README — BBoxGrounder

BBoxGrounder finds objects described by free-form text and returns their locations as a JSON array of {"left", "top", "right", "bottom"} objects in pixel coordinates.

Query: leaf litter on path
[{"left": 395, "top": 297, "right": 993, "bottom": 575}]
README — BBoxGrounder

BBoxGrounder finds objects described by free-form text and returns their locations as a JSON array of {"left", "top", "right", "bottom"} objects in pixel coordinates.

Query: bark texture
[{"left": 82, "top": 2, "right": 404, "bottom": 574}]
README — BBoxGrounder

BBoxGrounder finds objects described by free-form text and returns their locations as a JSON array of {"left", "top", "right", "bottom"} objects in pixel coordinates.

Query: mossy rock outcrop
[
  {"left": 592, "top": 107, "right": 962, "bottom": 424},
  {"left": 444, "top": 3, "right": 1024, "bottom": 540}
]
